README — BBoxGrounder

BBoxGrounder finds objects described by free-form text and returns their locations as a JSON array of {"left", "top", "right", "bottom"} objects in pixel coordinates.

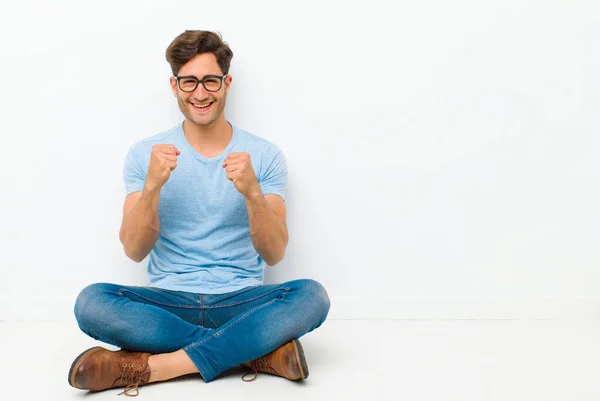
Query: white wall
[{"left": 1, "top": 0, "right": 599, "bottom": 321}]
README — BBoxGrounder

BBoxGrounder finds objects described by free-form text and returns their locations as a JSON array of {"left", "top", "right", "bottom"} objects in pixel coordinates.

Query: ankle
[
  {"left": 147, "top": 356, "right": 160, "bottom": 383},
  {"left": 146, "top": 350, "right": 198, "bottom": 383}
]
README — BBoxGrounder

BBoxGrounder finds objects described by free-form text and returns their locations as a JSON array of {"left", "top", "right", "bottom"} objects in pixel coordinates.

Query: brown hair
[{"left": 166, "top": 30, "right": 234, "bottom": 76}]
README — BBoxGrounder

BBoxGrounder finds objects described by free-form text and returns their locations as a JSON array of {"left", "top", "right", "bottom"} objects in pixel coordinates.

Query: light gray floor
[{"left": 1, "top": 319, "right": 599, "bottom": 400}]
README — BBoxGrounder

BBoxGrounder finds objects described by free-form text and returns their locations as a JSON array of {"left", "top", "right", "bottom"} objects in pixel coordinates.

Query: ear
[
  {"left": 224, "top": 74, "right": 233, "bottom": 91},
  {"left": 170, "top": 76, "right": 178, "bottom": 96}
]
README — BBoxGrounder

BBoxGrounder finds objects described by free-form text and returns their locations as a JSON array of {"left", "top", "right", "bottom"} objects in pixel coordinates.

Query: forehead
[{"left": 178, "top": 53, "right": 222, "bottom": 76}]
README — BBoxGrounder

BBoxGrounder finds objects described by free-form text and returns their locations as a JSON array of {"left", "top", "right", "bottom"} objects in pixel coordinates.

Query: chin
[{"left": 190, "top": 114, "right": 217, "bottom": 127}]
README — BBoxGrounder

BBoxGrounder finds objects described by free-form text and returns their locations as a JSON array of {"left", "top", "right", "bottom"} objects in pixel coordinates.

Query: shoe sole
[
  {"left": 292, "top": 339, "right": 309, "bottom": 380},
  {"left": 68, "top": 346, "right": 105, "bottom": 388}
]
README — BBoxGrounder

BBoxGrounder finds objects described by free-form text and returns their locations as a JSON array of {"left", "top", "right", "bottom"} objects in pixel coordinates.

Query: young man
[{"left": 68, "top": 30, "right": 330, "bottom": 397}]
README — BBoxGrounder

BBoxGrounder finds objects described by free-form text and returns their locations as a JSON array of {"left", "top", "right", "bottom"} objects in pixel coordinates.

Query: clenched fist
[
  {"left": 222, "top": 152, "right": 261, "bottom": 198},
  {"left": 146, "top": 144, "right": 180, "bottom": 191}
]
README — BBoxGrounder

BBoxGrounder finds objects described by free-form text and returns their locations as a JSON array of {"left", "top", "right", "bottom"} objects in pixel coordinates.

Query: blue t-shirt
[{"left": 123, "top": 121, "right": 287, "bottom": 294}]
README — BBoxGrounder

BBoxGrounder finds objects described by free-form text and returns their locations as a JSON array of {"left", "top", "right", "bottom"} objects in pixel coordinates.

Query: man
[{"left": 68, "top": 30, "right": 330, "bottom": 397}]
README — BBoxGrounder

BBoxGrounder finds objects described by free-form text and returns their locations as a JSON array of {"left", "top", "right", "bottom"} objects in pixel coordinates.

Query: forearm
[
  {"left": 119, "top": 184, "right": 161, "bottom": 262},
  {"left": 245, "top": 193, "right": 288, "bottom": 266}
]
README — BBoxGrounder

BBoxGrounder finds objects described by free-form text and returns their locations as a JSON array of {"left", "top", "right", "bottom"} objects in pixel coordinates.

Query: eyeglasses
[{"left": 175, "top": 74, "right": 228, "bottom": 92}]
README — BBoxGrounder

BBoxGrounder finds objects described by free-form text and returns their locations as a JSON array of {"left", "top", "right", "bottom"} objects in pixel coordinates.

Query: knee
[
  {"left": 293, "top": 279, "right": 331, "bottom": 326},
  {"left": 73, "top": 283, "right": 112, "bottom": 328}
]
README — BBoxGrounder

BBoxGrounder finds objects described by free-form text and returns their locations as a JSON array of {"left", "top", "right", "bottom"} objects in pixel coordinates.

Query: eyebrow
[{"left": 177, "top": 74, "right": 223, "bottom": 79}]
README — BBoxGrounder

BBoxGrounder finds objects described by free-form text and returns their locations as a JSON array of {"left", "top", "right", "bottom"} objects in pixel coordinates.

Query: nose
[{"left": 192, "top": 81, "right": 209, "bottom": 100}]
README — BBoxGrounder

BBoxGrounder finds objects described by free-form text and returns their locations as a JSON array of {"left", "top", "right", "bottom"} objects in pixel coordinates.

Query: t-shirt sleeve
[
  {"left": 123, "top": 147, "right": 147, "bottom": 196},
  {"left": 259, "top": 149, "right": 288, "bottom": 201}
]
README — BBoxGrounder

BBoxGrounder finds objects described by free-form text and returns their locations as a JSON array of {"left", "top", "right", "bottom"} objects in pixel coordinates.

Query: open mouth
[{"left": 190, "top": 101, "right": 214, "bottom": 113}]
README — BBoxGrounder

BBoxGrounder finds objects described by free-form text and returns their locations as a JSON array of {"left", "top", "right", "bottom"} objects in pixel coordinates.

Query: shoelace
[
  {"left": 241, "top": 357, "right": 278, "bottom": 382},
  {"left": 117, "top": 363, "right": 148, "bottom": 397}
]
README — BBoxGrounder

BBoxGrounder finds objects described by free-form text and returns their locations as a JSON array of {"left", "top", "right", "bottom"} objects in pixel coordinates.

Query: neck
[{"left": 182, "top": 116, "right": 232, "bottom": 157}]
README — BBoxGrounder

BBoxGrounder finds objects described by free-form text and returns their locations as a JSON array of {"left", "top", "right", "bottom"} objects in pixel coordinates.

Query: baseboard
[
  {"left": 328, "top": 296, "right": 600, "bottom": 320},
  {"left": 2, "top": 296, "right": 599, "bottom": 321}
]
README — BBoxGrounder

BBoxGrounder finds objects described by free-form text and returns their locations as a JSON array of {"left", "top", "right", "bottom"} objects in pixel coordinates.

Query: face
[{"left": 170, "top": 53, "right": 232, "bottom": 127}]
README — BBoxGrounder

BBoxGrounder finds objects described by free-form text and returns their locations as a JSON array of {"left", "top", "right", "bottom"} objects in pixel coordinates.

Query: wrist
[
  {"left": 245, "top": 186, "right": 264, "bottom": 202},
  {"left": 143, "top": 180, "right": 162, "bottom": 195}
]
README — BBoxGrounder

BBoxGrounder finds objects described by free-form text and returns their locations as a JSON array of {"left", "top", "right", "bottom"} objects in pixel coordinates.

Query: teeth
[{"left": 192, "top": 102, "right": 211, "bottom": 108}]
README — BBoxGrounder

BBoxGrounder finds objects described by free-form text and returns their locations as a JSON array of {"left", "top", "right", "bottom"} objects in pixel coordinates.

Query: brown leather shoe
[
  {"left": 68, "top": 346, "right": 152, "bottom": 396},
  {"left": 242, "top": 339, "right": 309, "bottom": 382}
]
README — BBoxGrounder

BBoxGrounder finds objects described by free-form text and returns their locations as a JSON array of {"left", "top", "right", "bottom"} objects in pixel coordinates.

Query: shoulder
[
  {"left": 234, "top": 125, "right": 284, "bottom": 159},
  {"left": 129, "top": 125, "right": 179, "bottom": 151},
  {"left": 126, "top": 125, "right": 179, "bottom": 160},
  {"left": 233, "top": 125, "right": 287, "bottom": 179}
]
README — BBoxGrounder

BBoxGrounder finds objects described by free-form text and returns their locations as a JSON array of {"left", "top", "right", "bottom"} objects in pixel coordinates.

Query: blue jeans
[{"left": 73, "top": 279, "right": 330, "bottom": 382}]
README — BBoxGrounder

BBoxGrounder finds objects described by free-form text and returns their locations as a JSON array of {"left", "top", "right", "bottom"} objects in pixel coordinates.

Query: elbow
[
  {"left": 264, "top": 248, "right": 287, "bottom": 267},
  {"left": 267, "top": 236, "right": 289, "bottom": 266},
  {"left": 122, "top": 242, "right": 145, "bottom": 262},
  {"left": 122, "top": 239, "right": 148, "bottom": 263},
  {"left": 256, "top": 233, "right": 288, "bottom": 266},
  {"left": 265, "top": 256, "right": 283, "bottom": 267},
  {"left": 124, "top": 248, "right": 146, "bottom": 263},
  {"left": 266, "top": 237, "right": 288, "bottom": 266},
  {"left": 120, "top": 231, "right": 147, "bottom": 263}
]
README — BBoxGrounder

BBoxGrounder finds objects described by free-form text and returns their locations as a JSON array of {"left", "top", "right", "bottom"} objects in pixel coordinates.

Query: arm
[
  {"left": 120, "top": 144, "right": 180, "bottom": 262},
  {"left": 119, "top": 184, "right": 161, "bottom": 263},
  {"left": 245, "top": 192, "right": 289, "bottom": 266},
  {"left": 222, "top": 151, "right": 288, "bottom": 266}
]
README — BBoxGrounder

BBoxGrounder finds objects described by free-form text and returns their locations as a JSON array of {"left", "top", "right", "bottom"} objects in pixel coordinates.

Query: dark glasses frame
[{"left": 175, "top": 74, "right": 228, "bottom": 92}]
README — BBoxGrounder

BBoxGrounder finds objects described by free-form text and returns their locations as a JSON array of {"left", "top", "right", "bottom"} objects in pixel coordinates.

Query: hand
[
  {"left": 222, "top": 152, "right": 261, "bottom": 198},
  {"left": 146, "top": 144, "right": 180, "bottom": 190}
]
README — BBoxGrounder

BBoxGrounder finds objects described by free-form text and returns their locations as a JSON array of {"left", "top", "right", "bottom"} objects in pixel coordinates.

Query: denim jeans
[{"left": 73, "top": 279, "right": 330, "bottom": 382}]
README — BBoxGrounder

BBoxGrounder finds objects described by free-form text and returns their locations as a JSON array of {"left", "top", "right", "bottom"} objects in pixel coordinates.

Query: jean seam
[
  {"left": 118, "top": 286, "right": 291, "bottom": 310},
  {"left": 149, "top": 288, "right": 199, "bottom": 303},
  {"left": 185, "top": 293, "right": 284, "bottom": 349},
  {"left": 206, "top": 308, "right": 219, "bottom": 328},
  {"left": 119, "top": 289, "right": 201, "bottom": 309},
  {"left": 205, "top": 287, "right": 290, "bottom": 309},
  {"left": 199, "top": 294, "right": 205, "bottom": 327}
]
